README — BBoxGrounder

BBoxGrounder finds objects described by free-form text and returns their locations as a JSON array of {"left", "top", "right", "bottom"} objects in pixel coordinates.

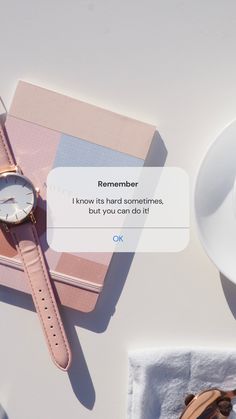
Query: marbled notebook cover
[{"left": 0, "top": 81, "right": 155, "bottom": 312}]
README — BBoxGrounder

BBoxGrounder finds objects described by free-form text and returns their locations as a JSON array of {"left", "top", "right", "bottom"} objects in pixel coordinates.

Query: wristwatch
[{"left": 0, "top": 123, "right": 72, "bottom": 371}]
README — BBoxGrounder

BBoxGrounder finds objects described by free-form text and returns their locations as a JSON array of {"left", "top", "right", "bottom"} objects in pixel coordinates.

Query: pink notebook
[{"left": 0, "top": 81, "right": 156, "bottom": 312}]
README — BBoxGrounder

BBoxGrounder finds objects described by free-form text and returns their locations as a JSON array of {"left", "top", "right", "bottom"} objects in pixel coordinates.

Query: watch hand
[
  {"left": 0, "top": 197, "right": 16, "bottom": 204},
  {"left": 0, "top": 197, "right": 12, "bottom": 201}
]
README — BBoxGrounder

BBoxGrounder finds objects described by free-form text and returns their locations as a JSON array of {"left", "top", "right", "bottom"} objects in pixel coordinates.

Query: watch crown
[{"left": 35, "top": 187, "right": 40, "bottom": 197}]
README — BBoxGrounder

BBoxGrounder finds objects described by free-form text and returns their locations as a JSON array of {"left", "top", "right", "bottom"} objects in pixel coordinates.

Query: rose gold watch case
[{"left": 0, "top": 169, "right": 37, "bottom": 226}]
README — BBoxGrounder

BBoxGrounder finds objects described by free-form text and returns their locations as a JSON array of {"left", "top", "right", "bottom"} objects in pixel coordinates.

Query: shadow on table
[
  {"left": 220, "top": 273, "right": 236, "bottom": 319},
  {"left": 0, "top": 130, "right": 168, "bottom": 409},
  {"left": 0, "top": 405, "right": 8, "bottom": 419}
]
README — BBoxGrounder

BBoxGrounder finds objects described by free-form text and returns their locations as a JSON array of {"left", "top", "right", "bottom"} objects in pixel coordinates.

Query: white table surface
[{"left": 1, "top": 1, "right": 236, "bottom": 418}]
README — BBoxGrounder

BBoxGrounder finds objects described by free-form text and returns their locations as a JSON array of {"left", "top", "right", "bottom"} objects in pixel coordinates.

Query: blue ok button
[{"left": 113, "top": 235, "right": 124, "bottom": 242}]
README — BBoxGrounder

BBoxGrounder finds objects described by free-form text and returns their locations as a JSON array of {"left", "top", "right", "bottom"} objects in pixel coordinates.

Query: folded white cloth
[{"left": 128, "top": 348, "right": 236, "bottom": 419}]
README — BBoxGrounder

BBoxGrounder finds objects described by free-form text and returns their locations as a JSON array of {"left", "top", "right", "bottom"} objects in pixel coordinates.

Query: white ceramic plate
[{"left": 195, "top": 120, "right": 236, "bottom": 283}]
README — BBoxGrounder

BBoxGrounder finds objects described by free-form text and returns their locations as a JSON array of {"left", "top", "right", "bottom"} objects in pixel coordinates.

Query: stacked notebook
[{"left": 0, "top": 81, "right": 155, "bottom": 312}]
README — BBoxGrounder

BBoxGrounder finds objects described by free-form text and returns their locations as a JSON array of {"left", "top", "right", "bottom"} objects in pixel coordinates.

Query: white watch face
[{"left": 0, "top": 173, "right": 37, "bottom": 224}]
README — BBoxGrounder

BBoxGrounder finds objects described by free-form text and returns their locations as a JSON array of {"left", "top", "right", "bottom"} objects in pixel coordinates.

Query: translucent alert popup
[{"left": 47, "top": 167, "right": 189, "bottom": 253}]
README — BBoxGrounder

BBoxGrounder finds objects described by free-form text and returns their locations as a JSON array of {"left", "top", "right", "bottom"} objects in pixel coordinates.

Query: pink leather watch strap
[{"left": 11, "top": 222, "right": 72, "bottom": 371}]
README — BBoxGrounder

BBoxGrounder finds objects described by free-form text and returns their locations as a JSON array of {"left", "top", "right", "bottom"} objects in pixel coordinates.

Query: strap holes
[
  {"left": 42, "top": 298, "right": 45, "bottom": 301},
  {"left": 45, "top": 307, "right": 48, "bottom": 310},
  {"left": 53, "top": 334, "right": 56, "bottom": 337},
  {"left": 55, "top": 343, "right": 58, "bottom": 346},
  {"left": 48, "top": 316, "right": 51, "bottom": 319},
  {"left": 50, "top": 325, "right": 53, "bottom": 329},
  {"left": 39, "top": 289, "right": 42, "bottom": 292}
]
